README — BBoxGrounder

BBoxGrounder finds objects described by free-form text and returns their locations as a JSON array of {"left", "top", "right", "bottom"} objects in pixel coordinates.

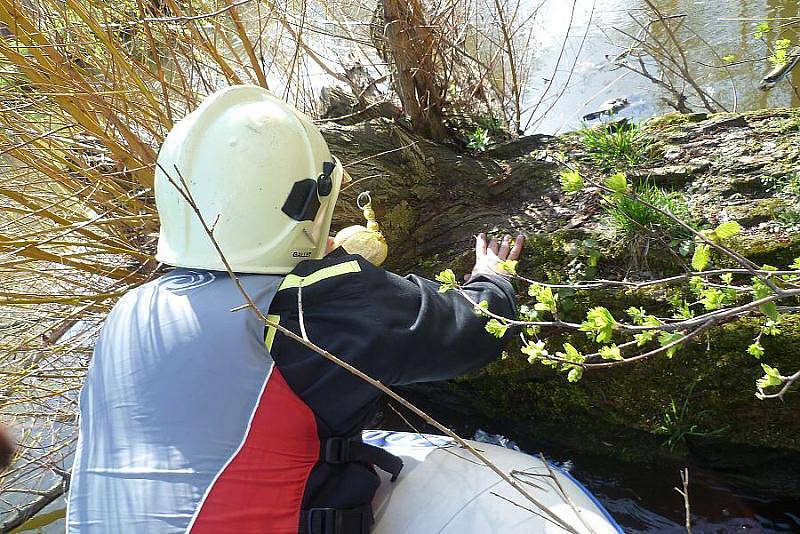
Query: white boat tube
[{"left": 365, "top": 430, "right": 623, "bottom": 534}]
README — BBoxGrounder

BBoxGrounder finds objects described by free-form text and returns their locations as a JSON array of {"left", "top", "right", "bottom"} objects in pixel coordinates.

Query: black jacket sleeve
[
  {"left": 269, "top": 250, "right": 516, "bottom": 424},
  {"left": 268, "top": 251, "right": 517, "bottom": 524},
  {"left": 360, "top": 263, "right": 517, "bottom": 386}
]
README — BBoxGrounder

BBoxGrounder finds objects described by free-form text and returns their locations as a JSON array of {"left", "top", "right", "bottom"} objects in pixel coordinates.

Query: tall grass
[{"left": 0, "top": 0, "right": 538, "bottom": 526}]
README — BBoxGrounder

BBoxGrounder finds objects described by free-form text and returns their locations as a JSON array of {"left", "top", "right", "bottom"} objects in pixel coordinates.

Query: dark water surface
[
  {"left": 380, "top": 401, "right": 800, "bottom": 534},
  {"left": 562, "top": 446, "right": 800, "bottom": 532}
]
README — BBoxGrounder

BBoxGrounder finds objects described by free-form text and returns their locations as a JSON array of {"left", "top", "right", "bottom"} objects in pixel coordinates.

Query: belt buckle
[{"left": 324, "top": 437, "right": 350, "bottom": 464}]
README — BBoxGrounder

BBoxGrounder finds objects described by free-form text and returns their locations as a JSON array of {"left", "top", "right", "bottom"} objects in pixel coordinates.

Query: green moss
[
  {"left": 440, "top": 310, "right": 800, "bottom": 465},
  {"left": 384, "top": 200, "right": 417, "bottom": 236},
  {"left": 643, "top": 112, "right": 708, "bottom": 130},
  {"left": 735, "top": 233, "right": 800, "bottom": 267},
  {"left": 724, "top": 198, "right": 786, "bottom": 226},
  {"left": 407, "top": 106, "right": 800, "bottom": 465}
]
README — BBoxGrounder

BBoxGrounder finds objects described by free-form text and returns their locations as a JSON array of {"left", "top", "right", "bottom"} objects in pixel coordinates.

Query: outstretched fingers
[
  {"left": 508, "top": 235, "right": 525, "bottom": 260},
  {"left": 475, "top": 232, "right": 488, "bottom": 257},
  {"left": 488, "top": 235, "right": 500, "bottom": 255}
]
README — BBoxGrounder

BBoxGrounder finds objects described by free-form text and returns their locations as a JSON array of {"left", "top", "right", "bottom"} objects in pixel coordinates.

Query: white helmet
[{"left": 154, "top": 85, "right": 350, "bottom": 274}]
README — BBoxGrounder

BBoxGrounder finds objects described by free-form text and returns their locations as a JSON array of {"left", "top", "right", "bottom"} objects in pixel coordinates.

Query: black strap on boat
[
  {"left": 321, "top": 437, "right": 404, "bottom": 482},
  {"left": 301, "top": 504, "right": 373, "bottom": 534}
]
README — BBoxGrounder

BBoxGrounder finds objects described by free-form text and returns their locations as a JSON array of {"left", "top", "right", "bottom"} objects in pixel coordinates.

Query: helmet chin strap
[{"left": 302, "top": 227, "right": 319, "bottom": 245}]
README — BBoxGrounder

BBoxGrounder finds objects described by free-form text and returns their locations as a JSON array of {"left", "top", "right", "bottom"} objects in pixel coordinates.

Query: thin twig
[
  {"left": 138, "top": 0, "right": 254, "bottom": 23},
  {"left": 757, "top": 368, "right": 800, "bottom": 400},
  {"left": 539, "top": 453, "right": 598, "bottom": 534},
  {"left": 674, "top": 467, "right": 691, "bottom": 533}
]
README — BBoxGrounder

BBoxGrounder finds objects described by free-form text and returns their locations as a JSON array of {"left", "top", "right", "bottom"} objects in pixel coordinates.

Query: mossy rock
[
  {"left": 388, "top": 106, "right": 800, "bottom": 479},
  {"left": 417, "top": 315, "right": 800, "bottom": 471},
  {"left": 643, "top": 112, "right": 708, "bottom": 130}
]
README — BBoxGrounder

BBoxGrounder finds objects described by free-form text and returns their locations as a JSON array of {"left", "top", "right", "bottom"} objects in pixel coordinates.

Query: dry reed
[{"left": 0, "top": 0, "right": 535, "bottom": 527}]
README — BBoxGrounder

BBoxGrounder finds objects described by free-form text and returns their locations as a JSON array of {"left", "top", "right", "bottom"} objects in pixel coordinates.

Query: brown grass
[{"left": 0, "top": 0, "right": 536, "bottom": 525}]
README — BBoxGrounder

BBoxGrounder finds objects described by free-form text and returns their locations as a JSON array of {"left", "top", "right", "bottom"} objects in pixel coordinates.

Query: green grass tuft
[
  {"left": 604, "top": 180, "right": 695, "bottom": 241},
  {"left": 580, "top": 122, "right": 648, "bottom": 172}
]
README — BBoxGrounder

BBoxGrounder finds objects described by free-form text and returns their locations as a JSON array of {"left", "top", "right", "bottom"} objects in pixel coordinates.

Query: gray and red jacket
[{"left": 66, "top": 249, "right": 515, "bottom": 533}]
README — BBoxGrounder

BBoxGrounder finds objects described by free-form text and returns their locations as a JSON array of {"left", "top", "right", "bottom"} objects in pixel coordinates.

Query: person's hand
[{"left": 470, "top": 233, "right": 525, "bottom": 279}]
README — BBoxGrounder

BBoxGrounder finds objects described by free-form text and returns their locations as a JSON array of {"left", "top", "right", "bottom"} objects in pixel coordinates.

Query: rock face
[{"left": 320, "top": 107, "right": 800, "bottom": 492}]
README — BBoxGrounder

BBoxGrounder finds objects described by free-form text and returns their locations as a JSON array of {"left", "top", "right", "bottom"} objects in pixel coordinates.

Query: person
[{"left": 66, "top": 85, "right": 523, "bottom": 534}]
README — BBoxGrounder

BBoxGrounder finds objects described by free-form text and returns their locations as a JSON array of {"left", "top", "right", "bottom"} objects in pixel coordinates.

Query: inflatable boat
[{"left": 365, "top": 430, "right": 623, "bottom": 533}]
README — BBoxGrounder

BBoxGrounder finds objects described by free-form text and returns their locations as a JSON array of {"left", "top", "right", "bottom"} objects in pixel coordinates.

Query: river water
[{"left": 521, "top": 0, "right": 800, "bottom": 133}]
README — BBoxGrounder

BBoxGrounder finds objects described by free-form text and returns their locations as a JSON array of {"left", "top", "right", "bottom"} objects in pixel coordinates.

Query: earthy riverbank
[{"left": 324, "top": 105, "right": 800, "bottom": 491}]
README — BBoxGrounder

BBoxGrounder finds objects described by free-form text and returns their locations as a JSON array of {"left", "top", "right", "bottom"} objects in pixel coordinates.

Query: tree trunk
[
  {"left": 322, "top": 117, "right": 566, "bottom": 273},
  {"left": 380, "top": 0, "right": 449, "bottom": 142}
]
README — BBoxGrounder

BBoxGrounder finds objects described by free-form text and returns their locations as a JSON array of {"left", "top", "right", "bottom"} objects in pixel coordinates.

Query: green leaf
[
  {"left": 567, "top": 366, "right": 583, "bottom": 383},
  {"left": 658, "top": 331, "right": 684, "bottom": 358},
  {"left": 635, "top": 330, "right": 657, "bottom": 346},
  {"left": 521, "top": 340, "right": 549, "bottom": 364},
  {"left": 558, "top": 343, "right": 586, "bottom": 364},
  {"left": 692, "top": 243, "right": 711, "bottom": 271},
  {"left": 626, "top": 306, "right": 647, "bottom": 324},
  {"left": 605, "top": 172, "right": 628, "bottom": 194},
  {"left": 518, "top": 304, "right": 539, "bottom": 321},
  {"left": 599, "top": 344, "right": 623, "bottom": 361},
  {"left": 754, "top": 22, "right": 771, "bottom": 39},
  {"left": 529, "top": 284, "right": 558, "bottom": 313},
  {"left": 714, "top": 221, "right": 742, "bottom": 240},
  {"left": 752, "top": 276, "right": 780, "bottom": 321},
  {"left": 468, "top": 128, "right": 491, "bottom": 151},
  {"left": 435, "top": 269, "right": 457, "bottom": 292},
  {"left": 484, "top": 319, "right": 509, "bottom": 338},
  {"left": 473, "top": 300, "right": 489, "bottom": 316},
  {"left": 761, "top": 319, "right": 782, "bottom": 336},
  {"left": 580, "top": 307, "right": 617, "bottom": 343},
  {"left": 524, "top": 325, "right": 541, "bottom": 337},
  {"left": 560, "top": 169, "right": 585, "bottom": 193},
  {"left": 747, "top": 342, "right": 765, "bottom": 359},
  {"left": 689, "top": 276, "right": 705, "bottom": 296},
  {"left": 497, "top": 259, "right": 518, "bottom": 276},
  {"left": 760, "top": 302, "right": 780, "bottom": 321},
  {"left": 757, "top": 363, "right": 782, "bottom": 390},
  {"left": 790, "top": 257, "right": 800, "bottom": 270},
  {"left": 721, "top": 273, "right": 734, "bottom": 285},
  {"left": 643, "top": 315, "right": 662, "bottom": 327},
  {"left": 672, "top": 299, "right": 695, "bottom": 320},
  {"left": 752, "top": 276, "right": 771, "bottom": 299},
  {"left": 699, "top": 287, "right": 725, "bottom": 310},
  {"left": 722, "top": 54, "right": 736, "bottom": 63}
]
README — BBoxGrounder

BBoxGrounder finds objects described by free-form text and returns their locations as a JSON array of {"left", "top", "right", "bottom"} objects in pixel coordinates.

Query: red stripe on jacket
[{"left": 191, "top": 368, "right": 318, "bottom": 533}]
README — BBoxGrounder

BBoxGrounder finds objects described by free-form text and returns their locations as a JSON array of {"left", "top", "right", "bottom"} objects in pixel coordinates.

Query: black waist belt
[
  {"left": 303, "top": 437, "right": 402, "bottom": 534},
  {"left": 321, "top": 437, "right": 404, "bottom": 481},
  {"left": 301, "top": 505, "right": 373, "bottom": 534}
]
